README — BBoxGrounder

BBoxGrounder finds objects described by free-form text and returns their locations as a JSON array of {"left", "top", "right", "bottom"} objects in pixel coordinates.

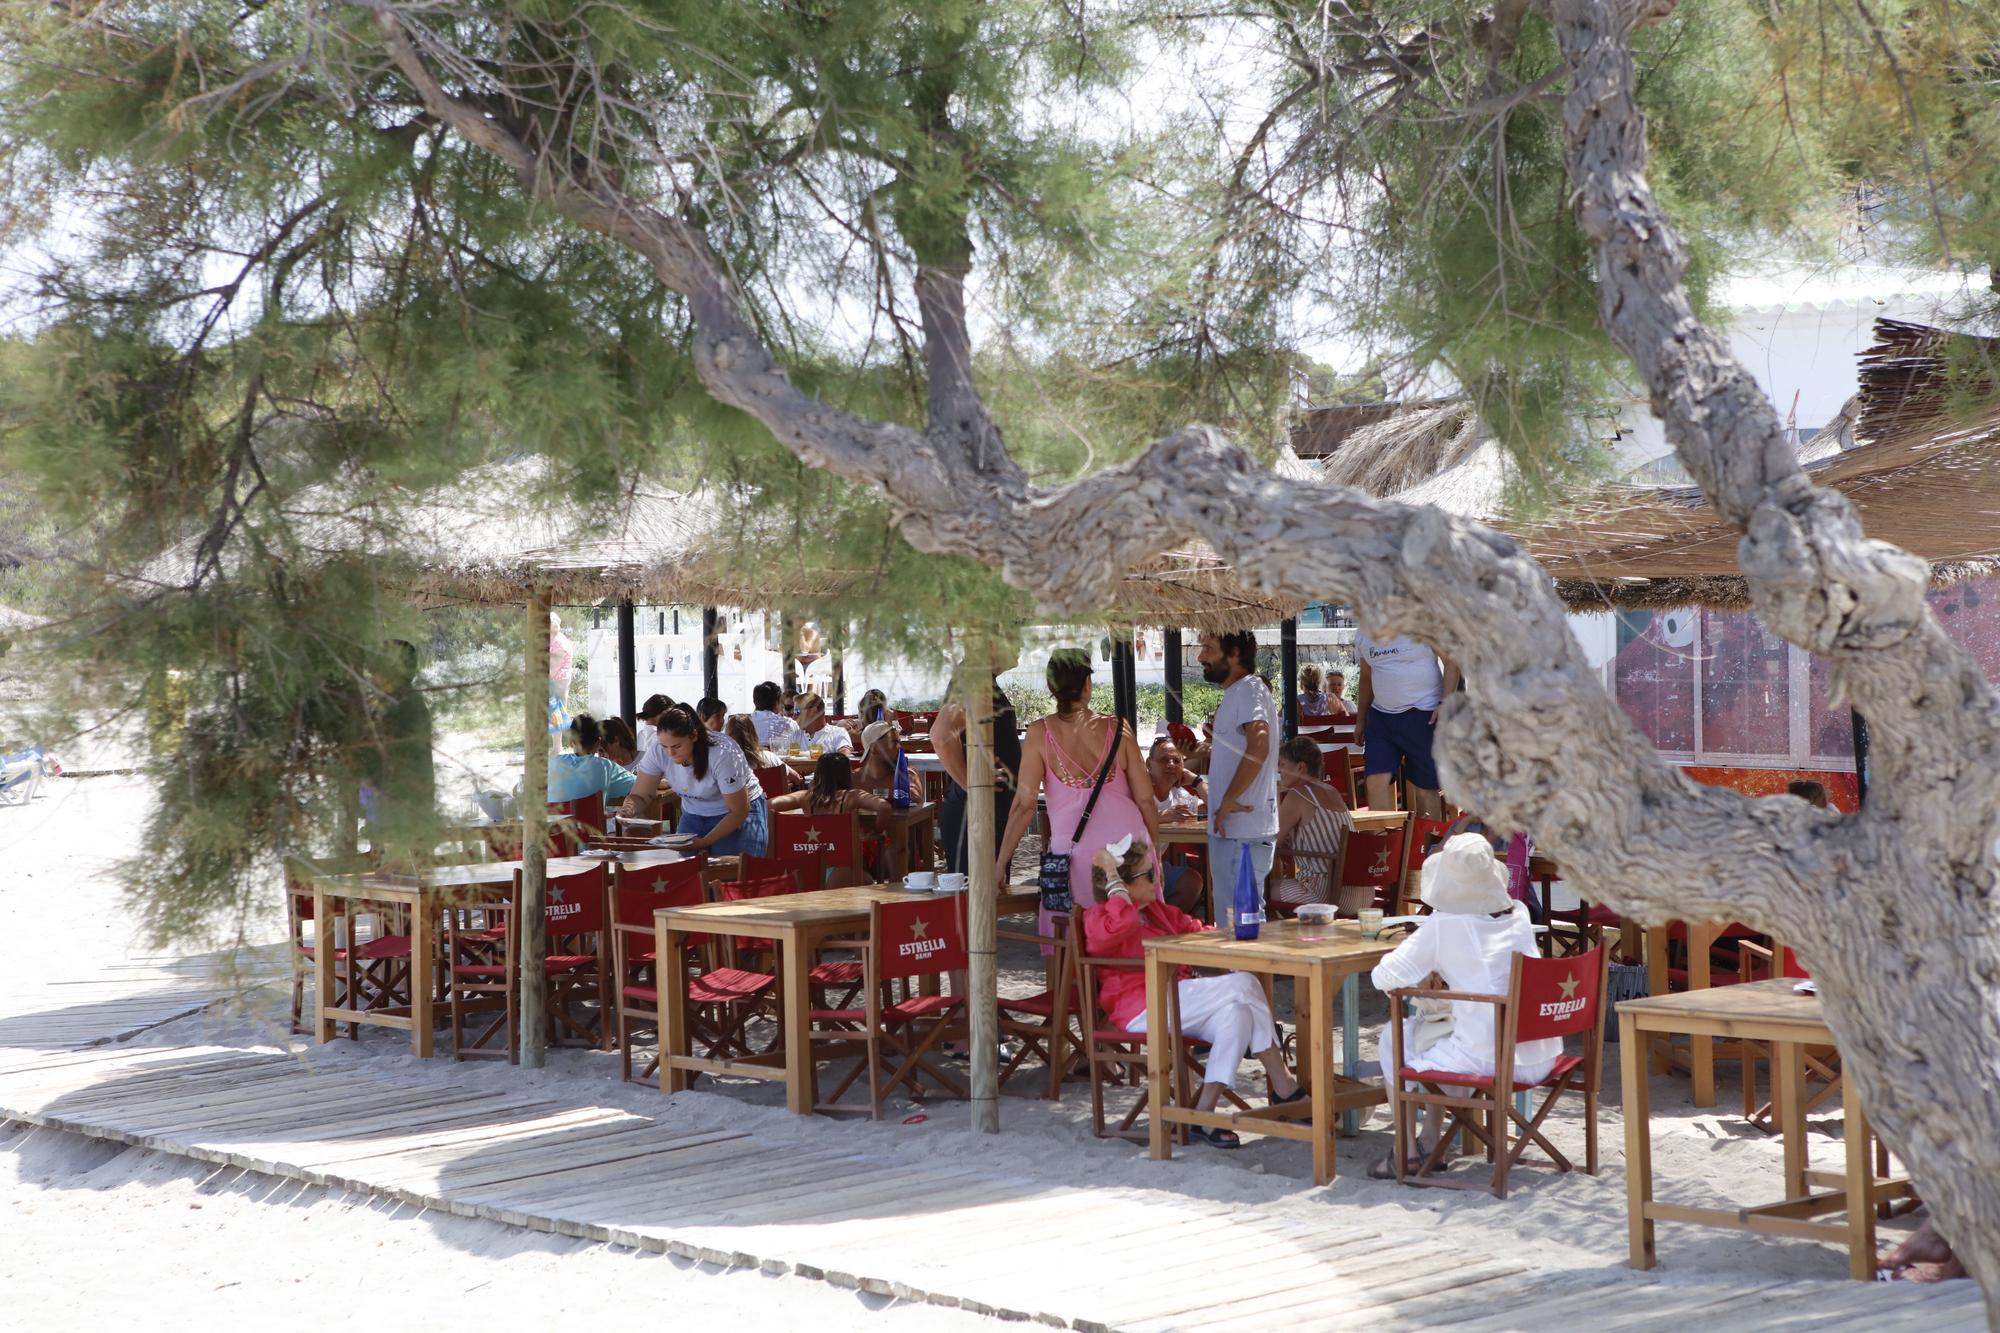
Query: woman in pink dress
[{"left": 996, "top": 649, "right": 1158, "bottom": 943}]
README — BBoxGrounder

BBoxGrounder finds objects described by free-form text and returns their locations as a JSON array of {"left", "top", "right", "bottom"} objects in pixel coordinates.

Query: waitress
[
  {"left": 616, "top": 704, "right": 770, "bottom": 856},
  {"left": 929, "top": 662, "right": 1022, "bottom": 875}
]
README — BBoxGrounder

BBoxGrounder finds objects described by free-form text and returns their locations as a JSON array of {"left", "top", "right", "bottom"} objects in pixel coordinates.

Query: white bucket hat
[
  {"left": 860, "top": 720, "right": 897, "bottom": 754},
  {"left": 1418, "top": 832, "right": 1515, "bottom": 915}
]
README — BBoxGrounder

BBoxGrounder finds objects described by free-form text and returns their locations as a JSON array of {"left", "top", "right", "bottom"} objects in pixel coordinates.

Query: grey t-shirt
[{"left": 1206, "top": 674, "right": 1279, "bottom": 839}]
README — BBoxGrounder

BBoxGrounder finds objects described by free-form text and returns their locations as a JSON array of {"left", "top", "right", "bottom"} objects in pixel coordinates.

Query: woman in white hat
[{"left": 1367, "top": 832, "right": 1561, "bottom": 1178}]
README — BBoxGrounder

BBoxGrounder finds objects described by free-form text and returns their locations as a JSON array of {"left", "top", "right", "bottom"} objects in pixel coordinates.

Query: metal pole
[
  {"left": 520, "top": 589, "right": 552, "bottom": 1068},
  {"left": 781, "top": 613, "right": 798, "bottom": 695},
  {"left": 1111, "top": 632, "right": 1137, "bottom": 730},
  {"left": 1280, "top": 617, "right": 1300, "bottom": 738},
  {"left": 701, "top": 606, "right": 720, "bottom": 701},
  {"left": 1163, "top": 627, "right": 1184, "bottom": 725},
  {"left": 616, "top": 599, "right": 637, "bottom": 726},
  {"left": 966, "top": 638, "right": 999, "bottom": 1134},
  {"left": 831, "top": 634, "right": 846, "bottom": 716},
  {"left": 1851, "top": 708, "right": 1869, "bottom": 807}
]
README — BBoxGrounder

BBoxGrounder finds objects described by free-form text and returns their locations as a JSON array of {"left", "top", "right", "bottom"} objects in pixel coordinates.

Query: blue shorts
[
  {"left": 1363, "top": 705, "right": 1439, "bottom": 790},
  {"left": 677, "top": 798, "right": 770, "bottom": 857}
]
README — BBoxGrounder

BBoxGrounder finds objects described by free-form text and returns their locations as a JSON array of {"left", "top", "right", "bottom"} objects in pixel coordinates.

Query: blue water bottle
[
  {"left": 892, "top": 750, "right": 912, "bottom": 809},
  {"left": 1232, "top": 842, "right": 1261, "bottom": 940}
]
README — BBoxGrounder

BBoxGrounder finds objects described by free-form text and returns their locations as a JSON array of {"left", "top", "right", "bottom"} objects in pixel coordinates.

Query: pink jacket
[{"left": 1082, "top": 895, "right": 1209, "bottom": 1029}]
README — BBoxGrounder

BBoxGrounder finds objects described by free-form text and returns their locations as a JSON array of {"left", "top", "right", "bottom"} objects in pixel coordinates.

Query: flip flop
[
  {"left": 1368, "top": 1151, "right": 1433, "bottom": 1180},
  {"left": 1269, "top": 1086, "right": 1309, "bottom": 1107},
  {"left": 1189, "top": 1126, "right": 1242, "bottom": 1149}
]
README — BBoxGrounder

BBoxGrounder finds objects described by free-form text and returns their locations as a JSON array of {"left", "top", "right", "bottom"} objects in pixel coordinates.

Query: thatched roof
[
  {"left": 139, "top": 460, "right": 1297, "bottom": 630},
  {"left": 1529, "top": 319, "right": 2000, "bottom": 607},
  {"left": 1292, "top": 320, "right": 2000, "bottom": 610}
]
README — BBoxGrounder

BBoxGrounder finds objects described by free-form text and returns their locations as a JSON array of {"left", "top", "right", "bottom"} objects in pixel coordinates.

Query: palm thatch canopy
[
  {"left": 1295, "top": 319, "right": 2000, "bottom": 610},
  {"left": 139, "top": 461, "right": 1297, "bottom": 630}
]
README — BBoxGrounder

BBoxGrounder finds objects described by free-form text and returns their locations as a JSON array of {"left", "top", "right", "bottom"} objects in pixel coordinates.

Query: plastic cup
[{"left": 1358, "top": 907, "right": 1385, "bottom": 939}]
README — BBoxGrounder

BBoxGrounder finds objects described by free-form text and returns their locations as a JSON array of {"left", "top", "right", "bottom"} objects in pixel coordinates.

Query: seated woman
[
  {"left": 1269, "top": 735, "right": 1355, "bottom": 914},
  {"left": 855, "top": 688, "right": 889, "bottom": 726},
  {"left": 1296, "top": 663, "right": 1332, "bottom": 719},
  {"left": 769, "top": 752, "right": 892, "bottom": 819},
  {"left": 1367, "top": 833, "right": 1559, "bottom": 1178},
  {"left": 725, "top": 713, "right": 800, "bottom": 790},
  {"left": 547, "top": 714, "right": 636, "bottom": 804},
  {"left": 1084, "top": 837, "right": 1303, "bottom": 1147},
  {"left": 616, "top": 705, "right": 769, "bottom": 856},
  {"left": 694, "top": 697, "right": 727, "bottom": 733},
  {"left": 596, "top": 716, "right": 640, "bottom": 771}
]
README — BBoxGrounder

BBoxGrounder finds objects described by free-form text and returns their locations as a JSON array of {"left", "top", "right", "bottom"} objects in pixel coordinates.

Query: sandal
[
  {"left": 1269, "top": 1086, "right": 1309, "bottom": 1108},
  {"left": 1189, "top": 1126, "right": 1242, "bottom": 1150},
  {"left": 1368, "top": 1151, "right": 1431, "bottom": 1181}
]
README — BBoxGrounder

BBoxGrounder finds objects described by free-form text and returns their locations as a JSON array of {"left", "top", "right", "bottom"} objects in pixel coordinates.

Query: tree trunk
[
  {"left": 965, "top": 640, "right": 1000, "bottom": 1135},
  {"left": 374, "top": 6, "right": 2000, "bottom": 1301},
  {"left": 519, "top": 588, "right": 551, "bottom": 1069}
]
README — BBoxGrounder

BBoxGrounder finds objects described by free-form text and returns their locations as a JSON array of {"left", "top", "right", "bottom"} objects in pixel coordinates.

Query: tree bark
[{"left": 371, "top": 2, "right": 2000, "bottom": 1299}]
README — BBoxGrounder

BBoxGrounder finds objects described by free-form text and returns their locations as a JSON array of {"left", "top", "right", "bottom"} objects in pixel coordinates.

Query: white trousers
[{"left": 1124, "top": 972, "right": 1277, "bottom": 1091}]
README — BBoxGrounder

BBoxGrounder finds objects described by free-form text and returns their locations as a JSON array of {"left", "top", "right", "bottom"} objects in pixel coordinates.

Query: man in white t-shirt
[
  {"left": 795, "top": 691, "right": 852, "bottom": 756},
  {"left": 750, "top": 680, "right": 801, "bottom": 750},
  {"left": 1354, "top": 629, "right": 1459, "bottom": 819},
  {"left": 1198, "top": 629, "right": 1279, "bottom": 928}
]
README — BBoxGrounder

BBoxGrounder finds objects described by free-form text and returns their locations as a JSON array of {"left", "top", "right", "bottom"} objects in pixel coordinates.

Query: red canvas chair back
[
  {"left": 1318, "top": 746, "right": 1356, "bottom": 803},
  {"left": 544, "top": 862, "right": 608, "bottom": 936},
  {"left": 720, "top": 873, "right": 799, "bottom": 955},
  {"left": 872, "top": 895, "right": 967, "bottom": 982},
  {"left": 1298, "top": 713, "right": 1342, "bottom": 729},
  {"left": 612, "top": 857, "right": 706, "bottom": 926},
  {"left": 1336, "top": 827, "right": 1404, "bottom": 910},
  {"left": 1400, "top": 816, "right": 1453, "bottom": 908},
  {"left": 770, "top": 809, "right": 861, "bottom": 887},
  {"left": 1512, "top": 945, "right": 1607, "bottom": 1043},
  {"left": 753, "top": 765, "right": 791, "bottom": 798},
  {"left": 736, "top": 854, "right": 802, "bottom": 886},
  {"left": 550, "top": 792, "right": 604, "bottom": 854}
]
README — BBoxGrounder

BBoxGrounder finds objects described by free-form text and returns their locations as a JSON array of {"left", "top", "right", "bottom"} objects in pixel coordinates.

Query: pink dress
[{"left": 1040, "top": 717, "right": 1152, "bottom": 940}]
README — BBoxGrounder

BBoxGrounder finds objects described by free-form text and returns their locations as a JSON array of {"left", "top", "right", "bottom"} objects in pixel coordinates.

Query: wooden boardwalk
[{"left": 0, "top": 1034, "right": 1983, "bottom": 1331}]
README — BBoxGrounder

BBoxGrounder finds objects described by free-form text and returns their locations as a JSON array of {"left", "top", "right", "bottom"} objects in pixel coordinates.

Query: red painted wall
[{"left": 1682, "top": 765, "right": 1859, "bottom": 813}]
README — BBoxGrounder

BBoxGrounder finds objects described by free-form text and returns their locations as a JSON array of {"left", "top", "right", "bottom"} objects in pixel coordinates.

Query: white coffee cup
[
  {"left": 904, "top": 870, "right": 938, "bottom": 892},
  {"left": 937, "top": 872, "right": 967, "bottom": 893}
]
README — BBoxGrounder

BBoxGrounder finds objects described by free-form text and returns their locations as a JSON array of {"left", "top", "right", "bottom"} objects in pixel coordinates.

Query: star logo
[
  {"left": 910, "top": 915, "right": 930, "bottom": 940},
  {"left": 803, "top": 825, "right": 824, "bottom": 845},
  {"left": 548, "top": 886, "right": 567, "bottom": 904},
  {"left": 1557, "top": 973, "right": 1580, "bottom": 1000}
]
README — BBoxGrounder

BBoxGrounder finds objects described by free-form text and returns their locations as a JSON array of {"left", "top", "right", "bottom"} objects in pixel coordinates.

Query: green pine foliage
[{"left": 3, "top": 0, "right": 1997, "bottom": 945}]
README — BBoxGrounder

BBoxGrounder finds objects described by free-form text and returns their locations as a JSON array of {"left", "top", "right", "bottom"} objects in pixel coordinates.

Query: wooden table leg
[
  {"left": 1309, "top": 967, "right": 1336, "bottom": 1185},
  {"left": 1340, "top": 971, "right": 1363, "bottom": 1136},
  {"left": 1644, "top": 927, "right": 1671, "bottom": 1076},
  {"left": 313, "top": 885, "right": 336, "bottom": 1044},
  {"left": 1689, "top": 923, "right": 1716, "bottom": 1107},
  {"left": 1776, "top": 1038, "right": 1807, "bottom": 1197},
  {"left": 409, "top": 892, "right": 434, "bottom": 1058},
  {"left": 659, "top": 921, "right": 691, "bottom": 1095},
  {"left": 1621, "top": 1011, "right": 1656, "bottom": 1270},
  {"left": 781, "top": 925, "right": 814, "bottom": 1115},
  {"left": 1845, "top": 1095, "right": 1877, "bottom": 1280},
  {"left": 1146, "top": 951, "right": 1172, "bottom": 1163}
]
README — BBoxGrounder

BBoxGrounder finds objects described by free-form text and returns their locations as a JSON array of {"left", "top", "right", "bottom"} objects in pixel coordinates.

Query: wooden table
[
  {"left": 1617, "top": 980, "right": 1911, "bottom": 1280},
  {"left": 862, "top": 802, "right": 937, "bottom": 877},
  {"left": 1154, "top": 808, "right": 1407, "bottom": 848},
  {"left": 310, "top": 850, "right": 702, "bottom": 1057},
  {"left": 656, "top": 883, "right": 1041, "bottom": 1114},
  {"left": 1142, "top": 919, "right": 1395, "bottom": 1184}
]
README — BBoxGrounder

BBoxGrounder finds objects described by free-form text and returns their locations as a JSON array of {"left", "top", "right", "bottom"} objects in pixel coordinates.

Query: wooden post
[
  {"left": 520, "top": 588, "right": 552, "bottom": 1068},
  {"left": 616, "top": 599, "right": 637, "bottom": 726},
  {"left": 1280, "top": 617, "right": 1300, "bottom": 738},
  {"left": 702, "top": 606, "right": 721, "bottom": 702},
  {"left": 966, "top": 638, "right": 1000, "bottom": 1134}
]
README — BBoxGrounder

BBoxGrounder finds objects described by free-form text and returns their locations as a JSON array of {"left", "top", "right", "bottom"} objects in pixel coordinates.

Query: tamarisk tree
[{"left": 5, "top": 0, "right": 2000, "bottom": 1308}]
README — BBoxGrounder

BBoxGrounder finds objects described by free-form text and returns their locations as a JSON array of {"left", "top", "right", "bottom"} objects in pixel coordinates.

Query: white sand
[{"left": 0, "top": 772, "right": 1933, "bottom": 1311}]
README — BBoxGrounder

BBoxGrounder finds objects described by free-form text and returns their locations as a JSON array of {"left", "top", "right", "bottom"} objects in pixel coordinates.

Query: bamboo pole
[
  {"left": 519, "top": 588, "right": 552, "bottom": 1068},
  {"left": 966, "top": 637, "right": 999, "bottom": 1134}
]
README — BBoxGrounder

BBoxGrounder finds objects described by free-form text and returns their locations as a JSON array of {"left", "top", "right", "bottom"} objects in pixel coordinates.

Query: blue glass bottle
[
  {"left": 1232, "top": 842, "right": 1261, "bottom": 940},
  {"left": 892, "top": 750, "right": 912, "bottom": 809}
]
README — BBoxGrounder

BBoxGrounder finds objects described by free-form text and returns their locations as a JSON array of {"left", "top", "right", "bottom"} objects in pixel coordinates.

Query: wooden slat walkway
[{"left": 0, "top": 1040, "right": 1982, "bottom": 1331}]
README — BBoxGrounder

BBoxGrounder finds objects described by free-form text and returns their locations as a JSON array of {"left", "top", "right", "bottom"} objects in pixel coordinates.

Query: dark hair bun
[{"left": 570, "top": 714, "right": 601, "bottom": 750}]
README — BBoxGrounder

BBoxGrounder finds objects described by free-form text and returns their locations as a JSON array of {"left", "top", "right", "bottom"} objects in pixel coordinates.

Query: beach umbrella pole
[
  {"left": 966, "top": 636, "right": 1000, "bottom": 1134},
  {"left": 520, "top": 588, "right": 552, "bottom": 1068}
]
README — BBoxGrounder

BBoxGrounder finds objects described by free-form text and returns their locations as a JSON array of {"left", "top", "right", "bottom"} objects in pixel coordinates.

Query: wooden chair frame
[
  {"left": 995, "top": 915, "right": 1079, "bottom": 1098},
  {"left": 1388, "top": 946, "right": 1610, "bottom": 1198},
  {"left": 809, "top": 900, "right": 969, "bottom": 1117}
]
